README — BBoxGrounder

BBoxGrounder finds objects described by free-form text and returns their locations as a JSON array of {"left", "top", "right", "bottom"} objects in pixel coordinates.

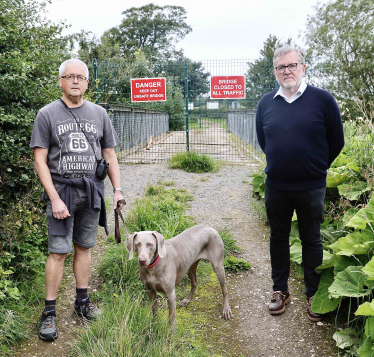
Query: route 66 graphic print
[
  {"left": 68, "top": 133, "right": 89, "bottom": 153},
  {"left": 55, "top": 118, "right": 98, "bottom": 178}
]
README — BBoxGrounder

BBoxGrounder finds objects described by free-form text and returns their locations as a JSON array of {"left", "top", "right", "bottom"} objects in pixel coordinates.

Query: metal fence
[{"left": 91, "top": 58, "right": 275, "bottom": 163}]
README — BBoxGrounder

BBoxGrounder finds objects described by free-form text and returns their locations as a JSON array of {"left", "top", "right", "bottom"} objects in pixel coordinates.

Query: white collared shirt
[{"left": 273, "top": 79, "right": 307, "bottom": 103}]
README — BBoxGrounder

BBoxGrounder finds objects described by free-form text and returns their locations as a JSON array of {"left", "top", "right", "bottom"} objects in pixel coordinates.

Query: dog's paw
[
  {"left": 180, "top": 298, "right": 191, "bottom": 307},
  {"left": 222, "top": 307, "right": 233, "bottom": 320}
]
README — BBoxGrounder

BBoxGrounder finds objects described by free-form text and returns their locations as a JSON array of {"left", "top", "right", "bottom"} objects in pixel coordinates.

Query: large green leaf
[
  {"left": 342, "top": 207, "right": 361, "bottom": 226},
  {"left": 356, "top": 301, "right": 374, "bottom": 317},
  {"left": 290, "top": 239, "right": 302, "bottom": 264},
  {"left": 357, "top": 338, "right": 374, "bottom": 357},
  {"left": 316, "top": 254, "right": 367, "bottom": 275},
  {"left": 365, "top": 317, "right": 374, "bottom": 343},
  {"left": 316, "top": 254, "right": 339, "bottom": 274},
  {"left": 334, "top": 255, "right": 369, "bottom": 274},
  {"left": 347, "top": 160, "right": 360, "bottom": 173},
  {"left": 326, "top": 168, "right": 350, "bottom": 188},
  {"left": 346, "top": 195, "right": 374, "bottom": 231},
  {"left": 338, "top": 181, "right": 372, "bottom": 201},
  {"left": 290, "top": 241, "right": 332, "bottom": 266},
  {"left": 363, "top": 257, "right": 374, "bottom": 280},
  {"left": 329, "top": 266, "right": 373, "bottom": 298},
  {"left": 333, "top": 328, "right": 360, "bottom": 350},
  {"left": 250, "top": 172, "right": 266, "bottom": 198},
  {"left": 331, "top": 153, "right": 348, "bottom": 168},
  {"left": 312, "top": 268, "right": 342, "bottom": 313},
  {"left": 326, "top": 164, "right": 357, "bottom": 188},
  {"left": 328, "top": 230, "right": 374, "bottom": 256},
  {"left": 358, "top": 317, "right": 374, "bottom": 356}
]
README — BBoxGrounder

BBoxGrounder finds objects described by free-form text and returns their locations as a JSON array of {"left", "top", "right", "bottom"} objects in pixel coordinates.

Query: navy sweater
[{"left": 256, "top": 85, "right": 345, "bottom": 191}]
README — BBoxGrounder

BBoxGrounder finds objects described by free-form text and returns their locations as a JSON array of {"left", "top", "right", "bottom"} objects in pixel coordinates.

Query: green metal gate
[{"left": 91, "top": 58, "right": 276, "bottom": 163}]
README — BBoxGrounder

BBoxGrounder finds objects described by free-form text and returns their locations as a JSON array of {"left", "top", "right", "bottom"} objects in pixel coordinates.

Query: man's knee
[
  {"left": 49, "top": 252, "right": 68, "bottom": 263},
  {"left": 73, "top": 243, "right": 90, "bottom": 255}
]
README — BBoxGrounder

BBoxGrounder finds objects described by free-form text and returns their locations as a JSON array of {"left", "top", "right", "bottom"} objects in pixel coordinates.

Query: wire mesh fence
[
  {"left": 90, "top": 57, "right": 338, "bottom": 164},
  {"left": 89, "top": 58, "right": 275, "bottom": 163}
]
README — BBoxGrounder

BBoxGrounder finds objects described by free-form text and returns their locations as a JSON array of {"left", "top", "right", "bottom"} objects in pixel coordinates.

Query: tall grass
[
  {"left": 70, "top": 293, "right": 209, "bottom": 357},
  {"left": 168, "top": 152, "right": 220, "bottom": 173}
]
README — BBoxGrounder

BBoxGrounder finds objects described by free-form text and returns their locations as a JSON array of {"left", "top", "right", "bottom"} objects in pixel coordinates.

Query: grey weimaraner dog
[{"left": 125, "top": 224, "right": 232, "bottom": 324}]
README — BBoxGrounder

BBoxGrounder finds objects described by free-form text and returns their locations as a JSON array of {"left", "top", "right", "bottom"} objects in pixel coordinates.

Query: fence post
[
  {"left": 185, "top": 61, "right": 189, "bottom": 152},
  {"left": 93, "top": 58, "right": 99, "bottom": 104}
]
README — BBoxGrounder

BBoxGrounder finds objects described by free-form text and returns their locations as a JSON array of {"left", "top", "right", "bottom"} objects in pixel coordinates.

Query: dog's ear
[
  {"left": 125, "top": 233, "right": 137, "bottom": 260},
  {"left": 152, "top": 232, "right": 166, "bottom": 259}
]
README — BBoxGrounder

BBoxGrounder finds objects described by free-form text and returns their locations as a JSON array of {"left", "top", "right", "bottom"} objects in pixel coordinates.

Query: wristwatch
[{"left": 113, "top": 187, "right": 123, "bottom": 193}]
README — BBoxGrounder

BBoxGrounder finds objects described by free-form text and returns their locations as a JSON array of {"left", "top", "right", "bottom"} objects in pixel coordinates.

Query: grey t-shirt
[{"left": 30, "top": 99, "right": 119, "bottom": 178}]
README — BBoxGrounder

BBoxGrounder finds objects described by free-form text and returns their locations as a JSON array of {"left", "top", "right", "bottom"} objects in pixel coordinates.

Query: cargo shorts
[{"left": 46, "top": 188, "right": 100, "bottom": 254}]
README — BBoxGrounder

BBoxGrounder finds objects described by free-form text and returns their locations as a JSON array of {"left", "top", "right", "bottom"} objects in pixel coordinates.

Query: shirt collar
[{"left": 273, "top": 79, "right": 307, "bottom": 100}]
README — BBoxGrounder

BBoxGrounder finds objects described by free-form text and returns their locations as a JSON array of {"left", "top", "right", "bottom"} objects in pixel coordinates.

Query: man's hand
[
  {"left": 113, "top": 191, "right": 125, "bottom": 210},
  {"left": 51, "top": 197, "right": 71, "bottom": 220}
]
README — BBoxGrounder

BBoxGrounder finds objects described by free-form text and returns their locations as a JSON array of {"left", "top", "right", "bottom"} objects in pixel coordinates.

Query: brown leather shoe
[
  {"left": 269, "top": 290, "right": 290, "bottom": 315},
  {"left": 306, "top": 296, "right": 321, "bottom": 322}
]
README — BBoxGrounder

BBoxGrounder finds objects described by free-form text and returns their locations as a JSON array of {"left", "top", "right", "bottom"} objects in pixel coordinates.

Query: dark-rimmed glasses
[
  {"left": 61, "top": 75, "right": 87, "bottom": 82},
  {"left": 274, "top": 63, "right": 304, "bottom": 74}
]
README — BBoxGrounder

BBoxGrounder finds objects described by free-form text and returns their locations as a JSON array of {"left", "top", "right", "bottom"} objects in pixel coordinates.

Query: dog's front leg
[
  {"left": 166, "top": 288, "right": 177, "bottom": 326},
  {"left": 146, "top": 288, "right": 158, "bottom": 316}
]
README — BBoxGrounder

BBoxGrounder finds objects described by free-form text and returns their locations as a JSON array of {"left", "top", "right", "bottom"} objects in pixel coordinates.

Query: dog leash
[{"left": 114, "top": 199, "right": 128, "bottom": 243}]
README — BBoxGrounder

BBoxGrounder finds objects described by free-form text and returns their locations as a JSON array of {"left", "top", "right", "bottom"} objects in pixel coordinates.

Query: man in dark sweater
[{"left": 256, "top": 46, "right": 344, "bottom": 321}]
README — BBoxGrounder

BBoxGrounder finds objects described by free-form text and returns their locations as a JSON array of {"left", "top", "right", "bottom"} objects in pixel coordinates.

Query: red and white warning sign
[
  {"left": 131, "top": 77, "right": 166, "bottom": 102},
  {"left": 210, "top": 76, "right": 246, "bottom": 99}
]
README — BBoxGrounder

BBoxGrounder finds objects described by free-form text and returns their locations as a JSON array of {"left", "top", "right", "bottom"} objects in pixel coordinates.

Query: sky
[{"left": 44, "top": 0, "right": 329, "bottom": 61}]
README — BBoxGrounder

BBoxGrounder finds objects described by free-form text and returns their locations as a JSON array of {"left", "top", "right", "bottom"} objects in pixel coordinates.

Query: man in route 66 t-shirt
[{"left": 30, "top": 58, "right": 124, "bottom": 342}]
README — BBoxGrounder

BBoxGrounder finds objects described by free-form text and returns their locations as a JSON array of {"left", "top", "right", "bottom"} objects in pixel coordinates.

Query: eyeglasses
[
  {"left": 61, "top": 75, "right": 87, "bottom": 82},
  {"left": 274, "top": 63, "right": 304, "bottom": 74}
]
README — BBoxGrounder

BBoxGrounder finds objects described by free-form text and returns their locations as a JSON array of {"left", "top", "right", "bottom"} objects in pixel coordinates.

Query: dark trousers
[{"left": 264, "top": 185, "right": 326, "bottom": 297}]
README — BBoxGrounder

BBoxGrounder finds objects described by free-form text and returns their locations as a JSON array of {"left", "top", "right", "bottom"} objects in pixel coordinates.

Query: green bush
[
  {"left": 223, "top": 256, "right": 251, "bottom": 272},
  {"left": 168, "top": 151, "right": 218, "bottom": 173},
  {"left": 219, "top": 228, "right": 242, "bottom": 257},
  {"left": 0, "top": 0, "right": 72, "bottom": 213},
  {"left": 0, "top": 186, "right": 48, "bottom": 295}
]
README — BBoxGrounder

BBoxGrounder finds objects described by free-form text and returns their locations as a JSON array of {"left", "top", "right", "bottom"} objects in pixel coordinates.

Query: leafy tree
[
  {"left": 156, "top": 56, "right": 210, "bottom": 101},
  {"left": 101, "top": 4, "right": 192, "bottom": 62},
  {"left": 181, "top": 58, "right": 210, "bottom": 100},
  {"left": 245, "top": 35, "right": 292, "bottom": 109},
  {"left": 0, "top": 0, "right": 72, "bottom": 211},
  {"left": 304, "top": 0, "right": 374, "bottom": 107}
]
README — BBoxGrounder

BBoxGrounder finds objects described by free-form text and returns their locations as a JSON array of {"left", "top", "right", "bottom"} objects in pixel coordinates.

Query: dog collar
[{"left": 147, "top": 256, "right": 161, "bottom": 269}]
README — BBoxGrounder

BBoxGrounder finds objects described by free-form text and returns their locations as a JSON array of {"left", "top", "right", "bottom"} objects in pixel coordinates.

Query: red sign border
[
  {"left": 210, "top": 75, "right": 246, "bottom": 100},
  {"left": 130, "top": 77, "right": 167, "bottom": 102}
]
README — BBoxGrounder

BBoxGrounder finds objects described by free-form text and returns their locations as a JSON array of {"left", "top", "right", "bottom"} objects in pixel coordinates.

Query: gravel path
[{"left": 13, "top": 163, "right": 340, "bottom": 356}]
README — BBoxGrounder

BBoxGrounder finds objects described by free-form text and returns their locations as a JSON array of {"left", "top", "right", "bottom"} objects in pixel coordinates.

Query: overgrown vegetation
[
  {"left": 0, "top": 0, "right": 73, "bottom": 212},
  {"left": 168, "top": 152, "right": 220, "bottom": 173},
  {"left": 251, "top": 102, "right": 374, "bottom": 355},
  {"left": 71, "top": 183, "right": 250, "bottom": 356},
  {"left": 0, "top": 2, "right": 72, "bottom": 351}
]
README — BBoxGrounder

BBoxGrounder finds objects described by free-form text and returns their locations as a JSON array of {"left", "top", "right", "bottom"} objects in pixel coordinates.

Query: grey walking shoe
[
  {"left": 74, "top": 297, "right": 102, "bottom": 320},
  {"left": 37, "top": 311, "right": 58, "bottom": 341}
]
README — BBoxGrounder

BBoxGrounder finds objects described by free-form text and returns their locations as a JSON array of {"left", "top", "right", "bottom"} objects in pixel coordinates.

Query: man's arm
[
  {"left": 102, "top": 147, "right": 124, "bottom": 209},
  {"left": 326, "top": 98, "right": 345, "bottom": 167},
  {"left": 33, "top": 147, "right": 70, "bottom": 219},
  {"left": 255, "top": 101, "right": 266, "bottom": 153}
]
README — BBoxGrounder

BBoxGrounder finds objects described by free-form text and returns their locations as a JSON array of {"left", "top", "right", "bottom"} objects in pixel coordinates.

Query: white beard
[{"left": 281, "top": 77, "right": 302, "bottom": 91}]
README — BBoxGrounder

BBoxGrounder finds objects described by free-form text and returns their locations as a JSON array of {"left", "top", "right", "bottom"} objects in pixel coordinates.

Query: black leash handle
[{"left": 114, "top": 199, "right": 128, "bottom": 243}]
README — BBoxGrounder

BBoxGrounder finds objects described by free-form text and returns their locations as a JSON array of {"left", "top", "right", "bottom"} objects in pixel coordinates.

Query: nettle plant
[{"left": 251, "top": 117, "right": 374, "bottom": 355}]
